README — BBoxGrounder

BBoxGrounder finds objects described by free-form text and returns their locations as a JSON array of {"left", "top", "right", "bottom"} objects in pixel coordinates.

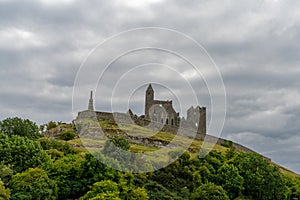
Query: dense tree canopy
[
  {"left": 9, "top": 168, "right": 57, "bottom": 200},
  {"left": 80, "top": 180, "right": 121, "bottom": 200},
  {"left": 0, "top": 117, "right": 39, "bottom": 139},
  {"left": 235, "top": 152, "right": 287, "bottom": 200},
  {"left": 0, "top": 118, "right": 299, "bottom": 200},
  {"left": 0, "top": 133, "right": 51, "bottom": 172},
  {"left": 191, "top": 183, "right": 229, "bottom": 200},
  {"left": 216, "top": 164, "right": 244, "bottom": 199}
]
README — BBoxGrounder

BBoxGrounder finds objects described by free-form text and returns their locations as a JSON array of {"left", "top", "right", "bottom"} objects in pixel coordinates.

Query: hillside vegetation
[{"left": 0, "top": 117, "right": 299, "bottom": 200}]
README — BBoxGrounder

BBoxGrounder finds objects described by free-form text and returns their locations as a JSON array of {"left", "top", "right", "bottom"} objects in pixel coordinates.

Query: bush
[
  {"left": 59, "top": 130, "right": 76, "bottom": 141},
  {"left": 38, "top": 137, "right": 75, "bottom": 155}
]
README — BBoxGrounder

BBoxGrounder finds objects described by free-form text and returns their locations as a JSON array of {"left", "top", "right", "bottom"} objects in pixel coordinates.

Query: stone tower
[
  {"left": 145, "top": 84, "right": 154, "bottom": 119},
  {"left": 88, "top": 91, "right": 94, "bottom": 111},
  {"left": 144, "top": 84, "right": 180, "bottom": 126},
  {"left": 187, "top": 106, "right": 206, "bottom": 134}
]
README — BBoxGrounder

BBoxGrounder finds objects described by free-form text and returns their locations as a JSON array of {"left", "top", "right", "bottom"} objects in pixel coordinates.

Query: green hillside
[
  {"left": 0, "top": 117, "right": 299, "bottom": 200},
  {"left": 69, "top": 119, "right": 228, "bottom": 152}
]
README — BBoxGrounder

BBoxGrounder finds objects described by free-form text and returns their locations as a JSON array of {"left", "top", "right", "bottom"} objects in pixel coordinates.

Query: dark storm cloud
[{"left": 0, "top": 0, "right": 299, "bottom": 173}]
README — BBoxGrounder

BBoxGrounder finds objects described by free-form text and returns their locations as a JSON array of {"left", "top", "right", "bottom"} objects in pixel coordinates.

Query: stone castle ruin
[
  {"left": 76, "top": 84, "right": 206, "bottom": 135},
  {"left": 75, "top": 85, "right": 269, "bottom": 159},
  {"left": 145, "top": 84, "right": 180, "bottom": 126}
]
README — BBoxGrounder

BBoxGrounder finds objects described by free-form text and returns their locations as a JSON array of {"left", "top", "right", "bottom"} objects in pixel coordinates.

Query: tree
[
  {"left": 118, "top": 173, "right": 149, "bottom": 200},
  {"left": 102, "top": 137, "right": 133, "bottom": 170},
  {"left": 0, "top": 133, "right": 51, "bottom": 172},
  {"left": 49, "top": 154, "right": 84, "bottom": 199},
  {"left": 198, "top": 165, "right": 213, "bottom": 184},
  {"left": 0, "top": 179, "right": 10, "bottom": 200},
  {"left": 234, "top": 152, "right": 288, "bottom": 200},
  {"left": 144, "top": 181, "right": 181, "bottom": 200},
  {"left": 128, "top": 187, "right": 149, "bottom": 200},
  {"left": 49, "top": 153, "right": 120, "bottom": 199},
  {"left": 80, "top": 180, "right": 121, "bottom": 200},
  {"left": 204, "top": 151, "right": 224, "bottom": 172},
  {"left": 285, "top": 175, "right": 300, "bottom": 200},
  {"left": 47, "top": 121, "right": 57, "bottom": 130},
  {"left": 191, "top": 183, "right": 229, "bottom": 200},
  {"left": 216, "top": 164, "right": 244, "bottom": 199},
  {"left": 79, "top": 153, "right": 120, "bottom": 190},
  {"left": 0, "top": 117, "right": 39, "bottom": 139},
  {"left": 9, "top": 168, "right": 57, "bottom": 200}
]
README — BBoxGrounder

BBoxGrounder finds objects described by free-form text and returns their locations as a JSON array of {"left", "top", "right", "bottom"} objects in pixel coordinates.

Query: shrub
[
  {"left": 38, "top": 137, "right": 74, "bottom": 154},
  {"left": 59, "top": 130, "right": 76, "bottom": 141},
  {"left": 222, "top": 139, "right": 233, "bottom": 148}
]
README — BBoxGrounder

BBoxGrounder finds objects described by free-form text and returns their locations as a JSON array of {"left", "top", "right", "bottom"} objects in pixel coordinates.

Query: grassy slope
[{"left": 68, "top": 119, "right": 299, "bottom": 177}]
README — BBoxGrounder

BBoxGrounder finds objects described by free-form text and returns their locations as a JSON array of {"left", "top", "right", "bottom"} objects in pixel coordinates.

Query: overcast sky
[{"left": 1, "top": 0, "right": 300, "bottom": 173}]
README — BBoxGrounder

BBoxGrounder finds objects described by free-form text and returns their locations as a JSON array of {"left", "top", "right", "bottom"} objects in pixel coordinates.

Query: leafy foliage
[
  {"left": 0, "top": 117, "right": 39, "bottom": 139},
  {"left": 9, "top": 168, "right": 57, "bottom": 200},
  {"left": 102, "top": 136, "right": 137, "bottom": 170},
  {"left": 0, "top": 118, "right": 299, "bottom": 200},
  {"left": 216, "top": 164, "right": 244, "bottom": 199},
  {"left": 285, "top": 175, "right": 300, "bottom": 199},
  {"left": 48, "top": 153, "right": 120, "bottom": 199},
  {"left": 80, "top": 176, "right": 149, "bottom": 200},
  {"left": 0, "top": 133, "right": 51, "bottom": 172},
  {"left": 58, "top": 130, "right": 76, "bottom": 141},
  {"left": 103, "top": 136, "right": 130, "bottom": 151},
  {"left": 0, "top": 164, "right": 13, "bottom": 184},
  {"left": 80, "top": 180, "right": 121, "bottom": 200},
  {"left": 235, "top": 152, "right": 287, "bottom": 200},
  {"left": 0, "top": 179, "right": 10, "bottom": 200},
  {"left": 38, "top": 137, "right": 75, "bottom": 155},
  {"left": 47, "top": 121, "right": 57, "bottom": 130},
  {"left": 191, "top": 183, "right": 229, "bottom": 200},
  {"left": 143, "top": 181, "right": 182, "bottom": 200}
]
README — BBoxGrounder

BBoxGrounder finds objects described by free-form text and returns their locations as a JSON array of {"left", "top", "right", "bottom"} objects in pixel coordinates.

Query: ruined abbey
[
  {"left": 145, "top": 84, "right": 180, "bottom": 126},
  {"left": 76, "top": 84, "right": 206, "bottom": 134}
]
